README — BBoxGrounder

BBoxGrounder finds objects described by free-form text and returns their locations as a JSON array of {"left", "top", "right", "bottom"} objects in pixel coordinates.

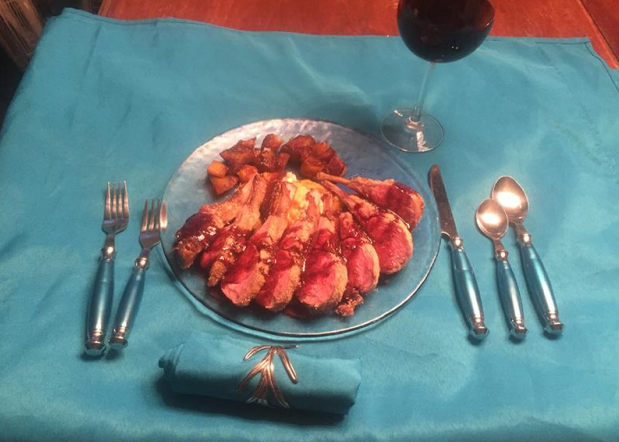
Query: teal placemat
[{"left": 1, "top": 9, "right": 618, "bottom": 442}]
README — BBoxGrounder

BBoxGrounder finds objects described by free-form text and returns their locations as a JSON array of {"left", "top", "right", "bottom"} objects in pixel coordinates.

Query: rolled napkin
[{"left": 159, "top": 332, "right": 361, "bottom": 414}]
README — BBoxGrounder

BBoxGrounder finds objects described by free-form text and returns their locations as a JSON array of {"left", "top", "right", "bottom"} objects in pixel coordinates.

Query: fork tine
[
  {"left": 104, "top": 182, "right": 111, "bottom": 220},
  {"left": 112, "top": 183, "right": 119, "bottom": 219},
  {"left": 117, "top": 183, "right": 123, "bottom": 220},
  {"left": 160, "top": 200, "right": 168, "bottom": 232},
  {"left": 122, "top": 181, "right": 130, "bottom": 219},
  {"left": 154, "top": 199, "right": 160, "bottom": 230},
  {"left": 148, "top": 199, "right": 156, "bottom": 231},
  {"left": 141, "top": 200, "right": 149, "bottom": 232}
]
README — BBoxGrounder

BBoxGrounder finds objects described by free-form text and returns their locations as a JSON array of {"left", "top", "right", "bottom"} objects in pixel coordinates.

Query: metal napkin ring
[{"left": 237, "top": 345, "right": 298, "bottom": 408}]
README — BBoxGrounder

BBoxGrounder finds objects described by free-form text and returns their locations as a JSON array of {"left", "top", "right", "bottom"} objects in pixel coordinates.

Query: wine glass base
[{"left": 381, "top": 109, "right": 444, "bottom": 153}]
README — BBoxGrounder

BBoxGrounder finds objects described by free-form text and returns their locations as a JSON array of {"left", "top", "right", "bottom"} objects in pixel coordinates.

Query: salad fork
[
  {"left": 109, "top": 199, "right": 167, "bottom": 350},
  {"left": 85, "top": 182, "right": 129, "bottom": 356}
]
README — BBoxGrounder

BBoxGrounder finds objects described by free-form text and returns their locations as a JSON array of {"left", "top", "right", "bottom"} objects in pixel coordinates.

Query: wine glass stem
[{"left": 411, "top": 62, "right": 436, "bottom": 122}]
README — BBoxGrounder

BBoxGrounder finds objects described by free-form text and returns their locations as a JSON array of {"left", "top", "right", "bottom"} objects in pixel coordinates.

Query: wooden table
[{"left": 99, "top": 0, "right": 619, "bottom": 68}]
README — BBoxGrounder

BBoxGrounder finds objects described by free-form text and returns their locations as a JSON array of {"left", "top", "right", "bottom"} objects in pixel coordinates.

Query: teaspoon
[
  {"left": 491, "top": 177, "right": 564, "bottom": 336},
  {"left": 476, "top": 199, "right": 527, "bottom": 339}
]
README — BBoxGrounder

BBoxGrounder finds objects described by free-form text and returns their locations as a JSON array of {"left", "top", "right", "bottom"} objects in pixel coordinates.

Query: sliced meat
[
  {"left": 294, "top": 250, "right": 348, "bottom": 315},
  {"left": 318, "top": 173, "right": 425, "bottom": 229},
  {"left": 294, "top": 194, "right": 347, "bottom": 314},
  {"left": 259, "top": 171, "right": 287, "bottom": 220},
  {"left": 334, "top": 212, "right": 380, "bottom": 317},
  {"left": 322, "top": 181, "right": 413, "bottom": 274},
  {"left": 220, "top": 182, "right": 296, "bottom": 307},
  {"left": 173, "top": 213, "right": 225, "bottom": 269},
  {"left": 255, "top": 190, "right": 322, "bottom": 312},
  {"left": 173, "top": 178, "right": 254, "bottom": 269},
  {"left": 198, "top": 175, "right": 268, "bottom": 287}
]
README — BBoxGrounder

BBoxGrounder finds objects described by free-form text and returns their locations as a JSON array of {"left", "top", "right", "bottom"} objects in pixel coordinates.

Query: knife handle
[
  {"left": 449, "top": 239, "right": 488, "bottom": 341},
  {"left": 109, "top": 264, "right": 147, "bottom": 350},
  {"left": 495, "top": 254, "right": 527, "bottom": 339},
  {"left": 85, "top": 256, "right": 114, "bottom": 356},
  {"left": 517, "top": 240, "right": 563, "bottom": 336}
]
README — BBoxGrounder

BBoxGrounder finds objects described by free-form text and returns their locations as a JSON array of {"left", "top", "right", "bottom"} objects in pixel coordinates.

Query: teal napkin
[{"left": 159, "top": 332, "right": 361, "bottom": 414}]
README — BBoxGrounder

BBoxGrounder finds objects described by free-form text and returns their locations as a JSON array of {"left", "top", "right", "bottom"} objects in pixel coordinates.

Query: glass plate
[{"left": 161, "top": 119, "right": 440, "bottom": 339}]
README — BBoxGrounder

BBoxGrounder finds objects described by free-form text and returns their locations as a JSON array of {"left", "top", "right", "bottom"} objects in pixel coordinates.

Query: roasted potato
[
  {"left": 309, "top": 142, "right": 335, "bottom": 162},
  {"left": 300, "top": 156, "right": 325, "bottom": 179},
  {"left": 257, "top": 149, "right": 277, "bottom": 172},
  {"left": 275, "top": 152, "right": 290, "bottom": 171},
  {"left": 220, "top": 138, "right": 257, "bottom": 172},
  {"left": 261, "top": 134, "right": 284, "bottom": 151},
  {"left": 207, "top": 160, "right": 228, "bottom": 178},
  {"left": 210, "top": 174, "right": 239, "bottom": 195},
  {"left": 236, "top": 164, "right": 258, "bottom": 183},
  {"left": 281, "top": 135, "right": 316, "bottom": 162},
  {"left": 325, "top": 154, "right": 347, "bottom": 176}
]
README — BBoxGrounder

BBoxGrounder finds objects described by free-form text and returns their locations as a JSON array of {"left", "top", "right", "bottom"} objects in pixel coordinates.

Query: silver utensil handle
[
  {"left": 518, "top": 241, "right": 564, "bottom": 336},
  {"left": 109, "top": 262, "right": 147, "bottom": 350},
  {"left": 449, "top": 239, "right": 489, "bottom": 341},
  {"left": 495, "top": 256, "right": 527, "bottom": 339},
  {"left": 85, "top": 256, "right": 114, "bottom": 356}
]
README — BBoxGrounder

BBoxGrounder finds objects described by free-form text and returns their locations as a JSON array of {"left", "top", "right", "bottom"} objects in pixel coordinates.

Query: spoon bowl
[
  {"left": 491, "top": 176, "right": 529, "bottom": 223},
  {"left": 476, "top": 198, "right": 509, "bottom": 241}
]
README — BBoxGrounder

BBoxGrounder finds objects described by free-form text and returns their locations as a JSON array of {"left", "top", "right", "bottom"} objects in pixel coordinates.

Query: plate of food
[{"left": 161, "top": 119, "right": 440, "bottom": 338}]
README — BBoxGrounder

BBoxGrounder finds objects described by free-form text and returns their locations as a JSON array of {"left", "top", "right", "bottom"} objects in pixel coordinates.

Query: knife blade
[
  {"left": 429, "top": 164, "right": 488, "bottom": 341},
  {"left": 429, "top": 165, "right": 460, "bottom": 244}
]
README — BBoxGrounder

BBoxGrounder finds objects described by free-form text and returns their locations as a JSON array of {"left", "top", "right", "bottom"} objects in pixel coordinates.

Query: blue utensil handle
[
  {"left": 518, "top": 242, "right": 564, "bottom": 335},
  {"left": 85, "top": 257, "right": 114, "bottom": 356},
  {"left": 109, "top": 265, "right": 147, "bottom": 350},
  {"left": 495, "top": 258, "right": 527, "bottom": 339},
  {"left": 449, "top": 242, "right": 488, "bottom": 340}
]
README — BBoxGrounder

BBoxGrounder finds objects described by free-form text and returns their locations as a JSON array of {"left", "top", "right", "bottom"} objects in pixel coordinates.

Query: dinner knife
[{"left": 429, "top": 164, "right": 488, "bottom": 341}]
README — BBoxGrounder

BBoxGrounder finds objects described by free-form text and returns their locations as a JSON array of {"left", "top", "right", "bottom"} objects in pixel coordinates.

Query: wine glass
[{"left": 382, "top": 0, "right": 495, "bottom": 153}]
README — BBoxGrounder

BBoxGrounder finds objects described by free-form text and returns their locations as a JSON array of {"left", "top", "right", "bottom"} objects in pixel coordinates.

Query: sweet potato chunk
[
  {"left": 210, "top": 175, "right": 239, "bottom": 195},
  {"left": 325, "top": 154, "right": 347, "bottom": 176},
  {"left": 261, "top": 134, "right": 284, "bottom": 151},
  {"left": 309, "top": 142, "right": 335, "bottom": 162},
  {"left": 207, "top": 161, "right": 228, "bottom": 178},
  {"left": 237, "top": 164, "right": 258, "bottom": 183},
  {"left": 262, "top": 172, "right": 283, "bottom": 183},
  {"left": 300, "top": 156, "right": 325, "bottom": 179},
  {"left": 275, "top": 152, "right": 290, "bottom": 171},
  {"left": 257, "top": 149, "right": 277, "bottom": 172},
  {"left": 220, "top": 138, "right": 257, "bottom": 173},
  {"left": 281, "top": 135, "right": 316, "bottom": 162},
  {"left": 237, "top": 138, "right": 256, "bottom": 149}
]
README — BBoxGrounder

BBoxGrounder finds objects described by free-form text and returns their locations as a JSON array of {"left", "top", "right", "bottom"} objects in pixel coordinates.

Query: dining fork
[
  {"left": 85, "top": 182, "right": 129, "bottom": 356},
  {"left": 109, "top": 199, "right": 167, "bottom": 350}
]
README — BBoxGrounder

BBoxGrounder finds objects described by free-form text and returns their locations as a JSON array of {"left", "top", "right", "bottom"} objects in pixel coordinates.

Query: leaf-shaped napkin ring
[{"left": 237, "top": 345, "right": 298, "bottom": 408}]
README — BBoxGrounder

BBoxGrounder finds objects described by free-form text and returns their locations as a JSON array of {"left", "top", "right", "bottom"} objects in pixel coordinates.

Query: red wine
[{"left": 398, "top": 0, "right": 495, "bottom": 63}]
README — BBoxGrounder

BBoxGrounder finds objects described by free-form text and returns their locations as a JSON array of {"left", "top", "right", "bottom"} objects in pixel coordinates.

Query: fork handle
[
  {"left": 109, "top": 263, "right": 147, "bottom": 350},
  {"left": 85, "top": 257, "right": 114, "bottom": 356}
]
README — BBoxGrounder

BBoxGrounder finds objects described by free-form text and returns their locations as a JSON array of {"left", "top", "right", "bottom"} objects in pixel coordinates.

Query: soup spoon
[
  {"left": 491, "top": 177, "right": 563, "bottom": 336},
  {"left": 476, "top": 199, "right": 527, "bottom": 339}
]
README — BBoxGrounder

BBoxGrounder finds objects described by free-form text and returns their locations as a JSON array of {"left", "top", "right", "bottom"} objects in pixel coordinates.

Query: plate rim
[{"left": 161, "top": 118, "right": 441, "bottom": 339}]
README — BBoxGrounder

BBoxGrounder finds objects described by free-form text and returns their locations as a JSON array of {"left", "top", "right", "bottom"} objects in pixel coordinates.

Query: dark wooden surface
[
  {"left": 582, "top": 0, "right": 619, "bottom": 65},
  {"left": 99, "top": 0, "right": 619, "bottom": 68}
]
